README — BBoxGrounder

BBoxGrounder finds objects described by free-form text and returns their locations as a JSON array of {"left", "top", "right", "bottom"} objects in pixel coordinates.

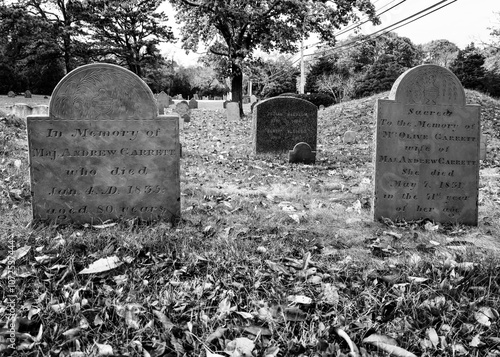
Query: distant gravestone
[
  {"left": 223, "top": 100, "right": 229, "bottom": 109},
  {"left": 157, "top": 91, "right": 170, "bottom": 114},
  {"left": 188, "top": 98, "right": 198, "bottom": 109},
  {"left": 253, "top": 96, "right": 317, "bottom": 153},
  {"left": 27, "top": 63, "right": 180, "bottom": 225},
  {"left": 343, "top": 130, "right": 357, "bottom": 144},
  {"left": 175, "top": 100, "right": 190, "bottom": 123},
  {"left": 7, "top": 91, "right": 15, "bottom": 98},
  {"left": 373, "top": 64, "right": 480, "bottom": 225},
  {"left": 480, "top": 133, "right": 487, "bottom": 161},
  {"left": 289, "top": 142, "right": 316, "bottom": 164},
  {"left": 25, "top": 90, "right": 32, "bottom": 98},
  {"left": 226, "top": 102, "right": 240, "bottom": 120},
  {"left": 193, "top": 93, "right": 199, "bottom": 100}
]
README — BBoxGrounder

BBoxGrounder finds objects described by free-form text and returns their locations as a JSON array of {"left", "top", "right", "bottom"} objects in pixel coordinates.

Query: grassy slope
[{"left": 0, "top": 91, "right": 499, "bottom": 356}]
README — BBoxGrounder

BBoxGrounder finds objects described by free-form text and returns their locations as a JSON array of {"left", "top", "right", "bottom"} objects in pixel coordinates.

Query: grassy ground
[{"left": 0, "top": 91, "right": 500, "bottom": 356}]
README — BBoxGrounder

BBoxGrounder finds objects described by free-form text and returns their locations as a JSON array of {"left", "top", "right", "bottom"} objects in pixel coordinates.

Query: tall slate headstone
[
  {"left": 373, "top": 64, "right": 480, "bottom": 225},
  {"left": 27, "top": 63, "right": 180, "bottom": 225},
  {"left": 157, "top": 91, "right": 170, "bottom": 114},
  {"left": 188, "top": 98, "right": 198, "bottom": 109},
  {"left": 253, "top": 97, "right": 317, "bottom": 153}
]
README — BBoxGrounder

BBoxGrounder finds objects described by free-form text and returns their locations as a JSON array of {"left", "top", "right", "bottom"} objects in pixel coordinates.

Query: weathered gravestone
[
  {"left": 157, "top": 91, "right": 170, "bottom": 114},
  {"left": 253, "top": 96, "right": 317, "bottom": 153},
  {"left": 289, "top": 142, "right": 316, "bottom": 164},
  {"left": 188, "top": 98, "right": 198, "bottom": 109},
  {"left": 373, "top": 64, "right": 480, "bottom": 225},
  {"left": 7, "top": 91, "right": 15, "bottom": 98},
  {"left": 27, "top": 63, "right": 180, "bottom": 225},
  {"left": 25, "top": 90, "right": 32, "bottom": 98},
  {"left": 343, "top": 130, "right": 357, "bottom": 144},
  {"left": 226, "top": 102, "right": 240, "bottom": 120},
  {"left": 480, "top": 133, "right": 487, "bottom": 161},
  {"left": 175, "top": 100, "right": 190, "bottom": 123}
]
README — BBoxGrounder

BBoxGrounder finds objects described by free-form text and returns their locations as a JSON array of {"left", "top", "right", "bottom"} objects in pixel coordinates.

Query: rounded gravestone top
[
  {"left": 389, "top": 64, "right": 465, "bottom": 106},
  {"left": 256, "top": 96, "right": 318, "bottom": 111},
  {"left": 49, "top": 63, "right": 157, "bottom": 120}
]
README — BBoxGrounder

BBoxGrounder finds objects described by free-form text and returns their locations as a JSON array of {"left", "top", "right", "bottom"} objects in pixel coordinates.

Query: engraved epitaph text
[
  {"left": 253, "top": 97, "right": 317, "bottom": 153},
  {"left": 373, "top": 64, "right": 480, "bottom": 225},
  {"left": 28, "top": 63, "right": 180, "bottom": 224}
]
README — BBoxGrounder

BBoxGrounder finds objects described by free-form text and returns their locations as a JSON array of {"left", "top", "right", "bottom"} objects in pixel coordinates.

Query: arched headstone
[
  {"left": 188, "top": 98, "right": 198, "bottom": 109},
  {"left": 373, "top": 64, "right": 480, "bottom": 225},
  {"left": 252, "top": 97, "right": 317, "bottom": 153},
  {"left": 175, "top": 100, "right": 190, "bottom": 122},
  {"left": 156, "top": 91, "right": 170, "bottom": 114},
  {"left": 27, "top": 63, "right": 180, "bottom": 224},
  {"left": 289, "top": 142, "right": 316, "bottom": 164}
]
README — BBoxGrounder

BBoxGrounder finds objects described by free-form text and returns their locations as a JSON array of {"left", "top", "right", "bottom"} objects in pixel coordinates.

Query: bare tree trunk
[{"left": 231, "top": 61, "right": 243, "bottom": 118}]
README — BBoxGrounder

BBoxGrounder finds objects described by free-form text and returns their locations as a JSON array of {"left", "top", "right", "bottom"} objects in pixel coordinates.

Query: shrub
[{"left": 278, "top": 92, "right": 334, "bottom": 107}]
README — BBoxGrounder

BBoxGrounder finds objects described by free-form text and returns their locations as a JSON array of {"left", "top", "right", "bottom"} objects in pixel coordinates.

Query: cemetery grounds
[{"left": 1, "top": 92, "right": 500, "bottom": 357}]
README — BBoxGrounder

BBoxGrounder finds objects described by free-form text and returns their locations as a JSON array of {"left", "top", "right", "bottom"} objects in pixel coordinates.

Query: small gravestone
[
  {"left": 25, "top": 90, "right": 32, "bottom": 98},
  {"left": 7, "top": 91, "right": 15, "bottom": 98},
  {"left": 253, "top": 96, "right": 317, "bottom": 153},
  {"left": 193, "top": 94, "right": 199, "bottom": 100},
  {"left": 226, "top": 102, "right": 240, "bottom": 120},
  {"left": 373, "top": 64, "right": 480, "bottom": 225},
  {"left": 188, "top": 98, "right": 198, "bottom": 109},
  {"left": 223, "top": 100, "right": 229, "bottom": 109},
  {"left": 343, "top": 130, "right": 357, "bottom": 144},
  {"left": 27, "top": 63, "right": 180, "bottom": 225},
  {"left": 480, "top": 133, "right": 487, "bottom": 161},
  {"left": 289, "top": 142, "right": 316, "bottom": 164},
  {"left": 175, "top": 100, "right": 190, "bottom": 123},
  {"left": 157, "top": 91, "right": 170, "bottom": 114}
]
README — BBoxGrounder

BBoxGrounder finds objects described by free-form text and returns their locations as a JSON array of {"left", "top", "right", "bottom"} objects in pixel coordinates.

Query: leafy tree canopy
[{"left": 170, "top": 0, "right": 380, "bottom": 115}]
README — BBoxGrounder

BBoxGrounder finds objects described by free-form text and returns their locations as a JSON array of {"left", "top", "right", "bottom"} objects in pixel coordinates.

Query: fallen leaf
[
  {"left": 205, "top": 348, "right": 225, "bottom": 357},
  {"left": 475, "top": 306, "right": 498, "bottom": 327},
  {"left": 153, "top": 310, "right": 174, "bottom": 331},
  {"left": 225, "top": 337, "right": 255, "bottom": 357},
  {"left": 426, "top": 327, "right": 439, "bottom": 348},
  {"left": 11, "top": 245, "right": 31, "bottom": 261},
  {"left": 363, "top": 334, "right": 417, "bottom": 357},
  {"left": 287, "top": 295, "right": 313, "bottom": 305},
  {"left": 79, "top": 256, "right": 122, "bottom": 274},
  {"left": 94, "top": 342, "right": 114, "bottom": 356}
]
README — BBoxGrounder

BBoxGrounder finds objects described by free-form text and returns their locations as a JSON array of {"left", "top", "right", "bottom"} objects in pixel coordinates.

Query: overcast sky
[{"left": 161, "top": 0, "right": 500, "bottom": 66}]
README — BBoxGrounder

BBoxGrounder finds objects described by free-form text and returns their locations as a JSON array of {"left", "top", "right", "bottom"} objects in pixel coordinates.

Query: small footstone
[{"left": 289, "top": 142, "right": 316, "bottom": 164}]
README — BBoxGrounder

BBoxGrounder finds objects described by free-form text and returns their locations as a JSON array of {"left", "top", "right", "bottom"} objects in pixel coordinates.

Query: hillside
[
  {"left": 1, "top": 91, "right": 500, "bottom": 356},
  {"left": 317, "top": 90, "right": 500, "bottom": 168}
]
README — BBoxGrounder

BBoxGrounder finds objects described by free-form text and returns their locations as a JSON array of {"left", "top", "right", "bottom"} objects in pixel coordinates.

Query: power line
[
  {"left": 305, "top": 0, "right": 456, "bottom": 61},
  {"left": 267, "top": 0, "right": 456, "bottom": 84}
]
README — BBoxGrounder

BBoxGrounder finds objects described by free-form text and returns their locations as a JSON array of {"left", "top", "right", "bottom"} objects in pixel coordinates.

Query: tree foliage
[
  {"left": 306, "top": 32, "right": 422, "bottom": 101},
  {"left": 170, "top": 0, "right": 379, "bottom": 116},
  {"left": 422, "top": 39, "right": 459, "bottom": 67},
  {"left": 79, "top": 0, "right": 174, "bottom": 77},
  {"left": 449, "top": 43, "right": 486, "bottom": 91},
  {"left": 247, "top": 56, "right": 298, "bottom": 98}
]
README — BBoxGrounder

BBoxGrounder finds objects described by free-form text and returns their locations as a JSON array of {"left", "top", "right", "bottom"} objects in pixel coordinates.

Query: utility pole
[{"left": 299, "top": 35, "right": 305, "bottom": 94}]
